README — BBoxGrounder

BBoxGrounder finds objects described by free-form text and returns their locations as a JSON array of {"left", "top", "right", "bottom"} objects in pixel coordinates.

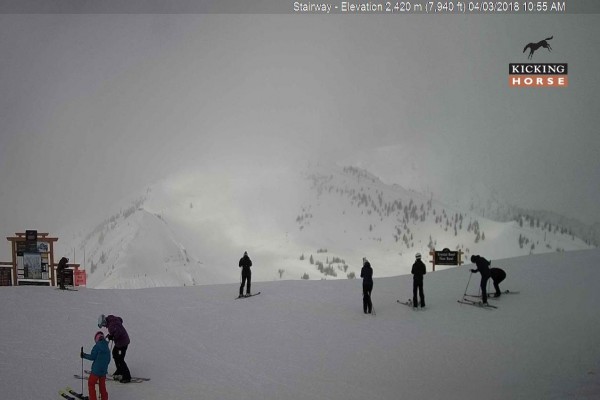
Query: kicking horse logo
[{"left": 523, "top": 36, "right": 553, "bottom": 59}]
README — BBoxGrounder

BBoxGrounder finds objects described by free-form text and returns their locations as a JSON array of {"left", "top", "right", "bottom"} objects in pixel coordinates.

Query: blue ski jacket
[{"left": 83, "top": 338, "right": 111, "bottom": 377}]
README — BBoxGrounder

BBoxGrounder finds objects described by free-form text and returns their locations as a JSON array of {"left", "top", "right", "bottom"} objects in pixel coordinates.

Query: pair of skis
[
  {"left": 398, "top": 298, "right": 494, "bottom": 309},
  {"left": 458, "top": 289, "right": 520, "bottom": 309},
  {"left": 397, "top": 299, "right": 426, "bottom": 310},
  {"left": 459, "top": 289, "right": 520, "bottom": 309},
  {"left": 236, "top": 291, "right": 261, "bottom": 299},
  {"left": 74, "top": 370, "right": 150, "bottom": 383},
  {"left": 59, "top": 386, "right": 87, "bottom": 400},
  {"left": 465, "top": 290, "right": 520, "bottom": 299},
  {"left": 457, "top": 297, "right": 498, "bottom": 309}
]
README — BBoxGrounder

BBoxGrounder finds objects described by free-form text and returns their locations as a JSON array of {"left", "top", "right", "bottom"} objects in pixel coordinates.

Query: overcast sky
[{"left": 1, "top": 12, "right": 599, "bottom": 256}]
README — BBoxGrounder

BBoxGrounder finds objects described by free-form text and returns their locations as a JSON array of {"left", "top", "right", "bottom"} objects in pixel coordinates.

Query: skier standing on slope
[
  {"left": 98, "top": 314, "right": 132, "bottom": 383},
  {"left": 490, "top": 267, "right": 507, "bottom": 297},
  {"left": 360, "top": 257, "right": 373, "bottom": 314},
  {"left": 239, "top": 251, "right": 252, "bottom": 297},
  {"left": 411, "top": 253, "right": 426, "bottom": 308},
  {"left": 56, "top": 257, "right": 69, "bottom": 290},
  {"left": 80, "top": 331, "right": 111, "bottom": 400},
  {"left": 470, "top": 255, "right": 491, "bottom": 305}
]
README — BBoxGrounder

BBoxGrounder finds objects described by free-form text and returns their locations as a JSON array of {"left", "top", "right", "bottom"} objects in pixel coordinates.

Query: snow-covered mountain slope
[
  {"left": 59, "top": 164, "right": 594, "bottom": 289},
  {"left": 292, "top": 165, "right": 592, "bottom": 274},
  {"left": 1, "top": 250, "right": 599, "bottom": 400}
]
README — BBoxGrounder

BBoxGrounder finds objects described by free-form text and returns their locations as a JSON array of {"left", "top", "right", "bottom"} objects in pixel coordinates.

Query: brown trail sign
[{"left": 428, "top": 248, "right": 464, "bottom": 271}]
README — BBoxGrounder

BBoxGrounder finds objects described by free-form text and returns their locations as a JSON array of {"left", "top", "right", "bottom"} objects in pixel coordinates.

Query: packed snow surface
[{"left": 1, "top": 250, "right": 599, "bottom": 400}]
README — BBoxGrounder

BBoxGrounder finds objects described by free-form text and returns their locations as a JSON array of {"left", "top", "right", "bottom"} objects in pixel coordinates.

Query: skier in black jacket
[
  {"left": 360, "top": 257, "right": 373, "bottom": 314},
  {"left": 490, "top": 267, "right": 506, "bottom": 297},
  {"left": 56, "top": 257, "right": 69, "bottom": 290},
  {"left": 411, "top": 253, "right": 426, "bottom": 308},
  {"left": 238, "top": 251, "right": 252, "bottom": 297},
  {"left": 470, "top": 255, "right": 491, "bottom": 304}
]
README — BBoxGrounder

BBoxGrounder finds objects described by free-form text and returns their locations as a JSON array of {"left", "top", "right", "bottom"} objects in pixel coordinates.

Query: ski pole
[
  {"left": 81, "top": 346, "right": 84, "bottom": 395},
  {"left": 463, "top": 271, "right": 473, "bottom": 297},
  {"left": 371, "top": 297, "right": 376, "bottom": 316}
]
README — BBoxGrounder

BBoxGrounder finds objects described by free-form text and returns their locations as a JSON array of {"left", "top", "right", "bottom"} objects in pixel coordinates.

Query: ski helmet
[
  {"left": 94, "top": 331, "right": 105, "bottom": 342},
  {"left": 97, "top": 314, "right": 106, "bottom": 328},
  {"left": 415, "top": 253, "right": 421, "bottom": 259}
]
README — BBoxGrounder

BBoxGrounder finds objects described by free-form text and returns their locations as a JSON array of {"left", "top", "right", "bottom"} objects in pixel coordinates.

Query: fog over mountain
[
  {"left": 1, "top": 13, "right": 599, "bottom": 263},
  {"left": 52, "top": 163, "right": 592, "bottom": 289}
]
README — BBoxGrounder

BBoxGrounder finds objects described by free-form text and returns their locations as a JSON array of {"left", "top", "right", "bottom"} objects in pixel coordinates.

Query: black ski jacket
[
  {"left": 411, "top": 259, "right": 427, "bottom": 282},
  {"left": 57, "top": 257, "right": 68, "bottom": 272},
  {"left": 490, "top": 267, "right": 506, "bottom": 282},
  {"left": 471, "top": 255, "right": 491, "bottom": 277},
  {"left": 360, "top": 262, "right": 373, "bottom": 283},
  {"left": 239, "top": 255, "right": 252, "bottom": 273}
]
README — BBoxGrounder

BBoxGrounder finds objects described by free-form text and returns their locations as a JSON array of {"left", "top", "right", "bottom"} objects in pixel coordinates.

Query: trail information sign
[
  {"left": 434, "top": 249, "right": 459, "bottom": 265},
  {"left": 429, "top": 248, "right": 464, "bottom": 271}
]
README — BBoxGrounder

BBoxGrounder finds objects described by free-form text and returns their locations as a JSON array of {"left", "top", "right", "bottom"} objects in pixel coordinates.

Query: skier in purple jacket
[{"left": 98, "top": 314, "right": 131, "bottom": 383}]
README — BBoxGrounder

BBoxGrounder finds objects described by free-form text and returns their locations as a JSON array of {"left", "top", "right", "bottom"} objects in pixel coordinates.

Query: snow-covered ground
[{"left": 1, "top": 249, "right": 599, "bottom": 400}]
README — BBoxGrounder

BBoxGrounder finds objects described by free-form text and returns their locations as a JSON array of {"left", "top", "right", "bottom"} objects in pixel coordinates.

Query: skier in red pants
[{"left": 81, "top": 331, "right": 110, "bottom": 400}]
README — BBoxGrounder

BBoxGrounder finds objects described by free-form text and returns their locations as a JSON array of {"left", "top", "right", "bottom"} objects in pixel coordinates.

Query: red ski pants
[{"left": 88, "top": 374, "right": 108, "bottom": 400}]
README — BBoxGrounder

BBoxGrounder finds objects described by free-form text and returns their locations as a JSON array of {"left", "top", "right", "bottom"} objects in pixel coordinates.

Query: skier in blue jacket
[{"left": 80, "top": 331, "right": 111, "bottom": 400}]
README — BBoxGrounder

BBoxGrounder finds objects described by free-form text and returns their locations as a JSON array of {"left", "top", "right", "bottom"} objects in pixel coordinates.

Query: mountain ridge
[{"left": 59, "top": 164, "right": 594, "bottom": 288}]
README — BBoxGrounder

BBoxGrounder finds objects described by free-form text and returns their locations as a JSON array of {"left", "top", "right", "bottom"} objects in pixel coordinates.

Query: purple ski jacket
[{"left": 105, "top": 315, "right": 130, "bottom": 348}]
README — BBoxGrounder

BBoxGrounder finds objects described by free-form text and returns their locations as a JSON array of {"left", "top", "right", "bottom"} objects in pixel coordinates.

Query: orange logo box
[
  {"left": 509, "top": 75, "right": 569, "bottom": 87},
  {"left": 508, "top": 63, "right": 568, "bottom": 88}
]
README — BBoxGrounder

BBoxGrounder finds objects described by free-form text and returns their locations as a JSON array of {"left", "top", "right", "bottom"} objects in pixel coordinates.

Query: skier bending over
[
  {"left": 98, "top": 314, "right": 132, "bottom": 383},
  {"left": 490, "top": 267, "right": 506, "bottom": 297},
  {"left": 361, "top": 257, "right": 373, "bottom": 314},
  {"left": 411, "top": 253, "right": 426, "bottom": 308},
  {"left": 81, "top": 331, "right": 111, "bottom": 400},
  {"left": 239, "top": 251, "right": 252, "bottom": 297},
  {"left": 470, "top": 255, "right": 491, "bottom": 305}
]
